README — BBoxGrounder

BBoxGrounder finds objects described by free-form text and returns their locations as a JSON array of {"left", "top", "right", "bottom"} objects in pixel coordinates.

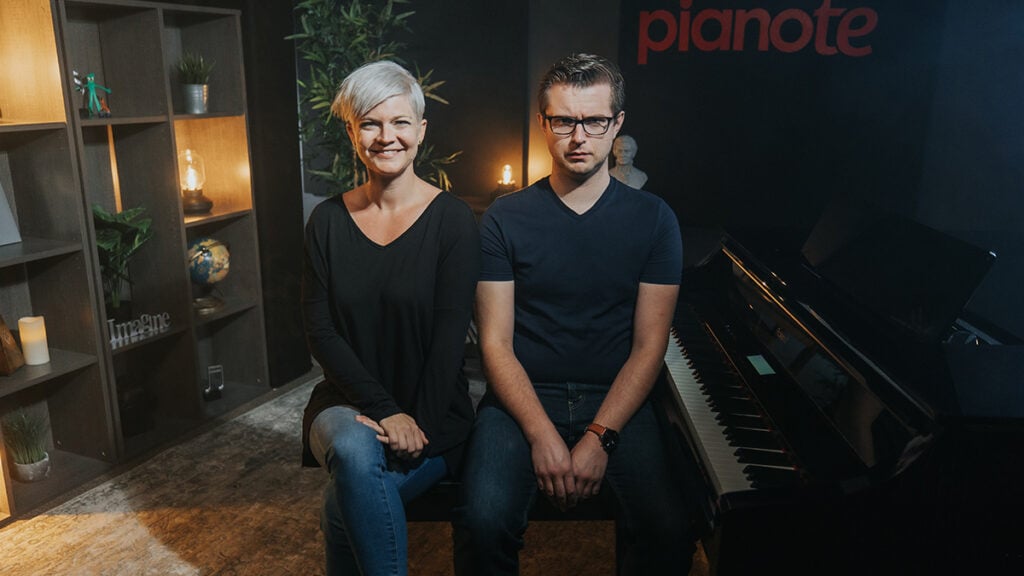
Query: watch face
[{"left": 602, "top": 429, "right": 619, "bottom": 452}]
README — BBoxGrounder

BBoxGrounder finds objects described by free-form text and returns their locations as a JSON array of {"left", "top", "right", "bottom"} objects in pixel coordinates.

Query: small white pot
[{"left": 12, "top": 451, "right": 50, "bottom": 482}]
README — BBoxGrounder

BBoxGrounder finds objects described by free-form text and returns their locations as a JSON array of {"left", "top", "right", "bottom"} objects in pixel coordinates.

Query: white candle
[{"left": 18, "top": 316, "right": 50, "bottom": 365}]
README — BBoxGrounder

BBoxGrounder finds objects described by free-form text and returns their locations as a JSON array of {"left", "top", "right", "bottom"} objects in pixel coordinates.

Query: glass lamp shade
[
  {"left": 179, "top": 149, "right": 206, "bottom": 191},
  {"left": 178, "top": 149, "right": 213, "bottom": 214}
]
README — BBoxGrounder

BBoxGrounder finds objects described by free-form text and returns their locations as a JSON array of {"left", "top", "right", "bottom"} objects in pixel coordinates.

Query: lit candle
[
  {"left": 18, "top": 316, "right": 50, "bottom": 365},
  {"left": 499, "top": 164, "right": 514, "bottom": 186}
]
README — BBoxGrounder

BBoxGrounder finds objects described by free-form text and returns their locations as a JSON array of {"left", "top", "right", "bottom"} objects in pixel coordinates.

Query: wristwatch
[{"left": 586, "top": 422, "right": 620, "bottom": 454}]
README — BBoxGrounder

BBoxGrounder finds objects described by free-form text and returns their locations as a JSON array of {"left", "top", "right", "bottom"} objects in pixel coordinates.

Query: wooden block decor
[{"left": 0, "top": 313, "right": 26, "bottom": 376}]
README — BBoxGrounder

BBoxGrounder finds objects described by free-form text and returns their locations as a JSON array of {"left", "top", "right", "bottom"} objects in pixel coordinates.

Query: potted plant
[
  {"left": 93, "top": 203, "right": 153, "bottom": 317},
  {"left": 289, "top": 0, "right": 460, "bottom": 193},
  {"left": 177, "top": 51, "right": 215, "bottom": 114},
  {"left": 1, "top": 407, "right": 51, "bottom": 482}
]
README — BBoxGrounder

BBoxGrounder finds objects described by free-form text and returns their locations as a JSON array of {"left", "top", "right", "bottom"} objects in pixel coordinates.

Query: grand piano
[{"left": 660, "top": 202, "right": 1024, "bottom": 574}]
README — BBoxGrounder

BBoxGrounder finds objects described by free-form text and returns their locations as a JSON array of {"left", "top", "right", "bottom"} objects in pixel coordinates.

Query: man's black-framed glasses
[{"left": 543, "top": 114, "right": 617, "bottom": 136}]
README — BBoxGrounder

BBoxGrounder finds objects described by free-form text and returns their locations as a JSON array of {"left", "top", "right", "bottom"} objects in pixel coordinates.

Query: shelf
[
  {"left": 0, "top": 0, "right": 67, "bottom": 126},
  {"left": 0, "top": 349, "right": 97, "bottom": 399},
  {"left": 0, "top": 122, "right": 66, "bottom": 135},
  {"left": 61, "top": 1, "right": 167, "bottom": 119},
  {"left": 1, "top": 0, "right": 268, "bottom": 525},
  {"left": 191, "top": 295, "right": 258, "bottom": 326},
  {"left": 109, "top": 324, "right": 188, "bottom": 356},
  {"left": 173, "top": 116, "right": 253, "bottom": 215},
  {"left": 172, "top": 111, "right": 244, "bottom": 121},
  {"left": 0, "top": 237, "right": 81, "bottom": 268},
  {"left": 184, "top": 207, "right": 251, "bottom": 228},
  {"left": 5, "top": 446, "right": 111, "bottom": 519},
  {"left": 201, "top": 379, "right": 268, "bottom": 419},
  {"left": 79, "top": 115, "right": 168, "bottom": 127},
  {"left": 119, "top": 415, "right": 195, "bottom": 460}
]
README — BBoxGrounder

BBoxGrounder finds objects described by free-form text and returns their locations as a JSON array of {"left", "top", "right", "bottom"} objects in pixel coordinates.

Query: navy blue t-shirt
[{"left": 479, "top": 177, "right": 682, "bottom": 385}]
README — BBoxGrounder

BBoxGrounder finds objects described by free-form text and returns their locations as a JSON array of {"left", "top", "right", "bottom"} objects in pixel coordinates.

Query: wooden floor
[
  {"left": 409, "top": 521, "right": 708, "bottom": 575},
  {"left": 0, "top": 374, "right": 707, "bottom": 575}
]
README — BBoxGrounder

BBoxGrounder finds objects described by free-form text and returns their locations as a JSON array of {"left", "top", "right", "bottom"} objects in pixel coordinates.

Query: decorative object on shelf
[
  {"left": 290, "top": 0, "right": 460, "bottom": 194},
  {"left": 188, "top": 237, "right": 230, "bottom": 315},
  {"left": 203, "top": 364, "right": 225, "bottom": 400},
  {"left": 609, "top": 135, "right": 648, "bottom": 189},
  {"left": 0, "top": 313, "right": 26, "bottom": 375},
  {"left": 0, "top": 179, "right": 22, "bottom": 246},
  {"left": 108, "top": 311, "right": 172, "bottom": 351},
  {"left": 178, "top": 149, "right": 214, "bottom": 215},
  {"left": 177, "top": 51, "right": 214, "bottom": 114},
  {"left": 1, "top": 407, "right": 51, "bottom": 483},
  {"left": 17, "top": 316, "right": 50, "bottom": 365},
  {"left": 72, "top": 70, "right": 112, "bottom": 119},
  {"left": 93, "top": 204, "right": 154, "bottom": 313}
]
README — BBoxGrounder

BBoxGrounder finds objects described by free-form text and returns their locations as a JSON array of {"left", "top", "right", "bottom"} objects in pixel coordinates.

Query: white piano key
[{"left": 664, "top": 328, "right": 756, "bottom": 497}]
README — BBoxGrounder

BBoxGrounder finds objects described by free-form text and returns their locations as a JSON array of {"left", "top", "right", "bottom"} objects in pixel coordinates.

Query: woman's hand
[
  {"left": 355, "top": 414, "right": 387, "bottom": 442},
  {"left": 377, "top": 413, "right": 429, "bottom": 459}
]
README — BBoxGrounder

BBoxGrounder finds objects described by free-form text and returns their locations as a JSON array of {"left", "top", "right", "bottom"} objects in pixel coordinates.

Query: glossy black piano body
[{"left": 660, "top": 216, "right": 1024, "bottom": 575}]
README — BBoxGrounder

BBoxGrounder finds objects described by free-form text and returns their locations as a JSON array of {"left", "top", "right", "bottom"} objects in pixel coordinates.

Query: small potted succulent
[
  {"left": 1, "top": 407, "right": 51, "bottom": 482},
  {"left": 177, "top": 51, "right": 215, "bottom": 114}
]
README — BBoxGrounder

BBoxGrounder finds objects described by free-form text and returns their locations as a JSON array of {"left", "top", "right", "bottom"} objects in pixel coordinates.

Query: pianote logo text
[{"left": 637, "top": 0, "right": 879, "bottom": 64}]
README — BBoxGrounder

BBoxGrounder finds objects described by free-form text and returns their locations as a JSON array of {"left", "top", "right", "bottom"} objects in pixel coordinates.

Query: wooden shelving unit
[
  {"left": 0, "top": 0, "right": 269, "bottom": 525},
  {"left": 0, "top": 0, "right": 113, "bottom": 524}
]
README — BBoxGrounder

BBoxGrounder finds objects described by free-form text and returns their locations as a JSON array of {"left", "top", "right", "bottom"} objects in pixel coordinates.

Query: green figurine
[{"left": 73, "top": 70, "right": 111, "bottom": 118}]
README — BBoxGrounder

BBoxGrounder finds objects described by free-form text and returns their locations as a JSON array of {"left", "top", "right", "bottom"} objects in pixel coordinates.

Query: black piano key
[
  {"left": 700, "top": 380, "right": 747, "bottom": 394},
  {"left": 734, "top": 447, "right": 792, "bottom": 468},
  {"left": 725, "top": 427, "right": 782, "bottom": 450},
  {"left": 698, "top": 373, "right": 744, "bottom": 388},
  {"left": 710, "top": 397, "right": 761, "bottom": 415},
  {"left": 716, "top": 413, "right": 769, "bottom": 430},
  {"left": 743, "top": 465, "right": 802, "bottom": 489}
]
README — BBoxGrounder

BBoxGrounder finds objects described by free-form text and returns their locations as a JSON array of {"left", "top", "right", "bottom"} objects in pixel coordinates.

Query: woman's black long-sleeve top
[{"left": 300, "top": 192, "right": 480, "bottom": 472}]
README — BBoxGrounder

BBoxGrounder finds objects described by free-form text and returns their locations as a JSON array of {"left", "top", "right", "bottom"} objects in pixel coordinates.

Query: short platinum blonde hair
[{"left": 331, "top": 60, "right": 425, "bottom": 124}]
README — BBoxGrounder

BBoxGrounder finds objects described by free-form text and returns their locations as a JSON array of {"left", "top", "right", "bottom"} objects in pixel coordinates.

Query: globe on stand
[{"left": 188, "top": 237, "right": 230, "bottom": 315}]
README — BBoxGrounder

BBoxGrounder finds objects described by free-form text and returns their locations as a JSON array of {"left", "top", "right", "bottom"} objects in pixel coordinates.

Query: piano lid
[{"left": 800, "top": 198, "right": 996, "bottom": 346}]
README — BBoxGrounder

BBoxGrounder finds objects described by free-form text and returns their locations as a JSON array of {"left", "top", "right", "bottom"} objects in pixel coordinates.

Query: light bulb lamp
[{"left": 178, "top": 149, "right": 213, "bottom": 215}]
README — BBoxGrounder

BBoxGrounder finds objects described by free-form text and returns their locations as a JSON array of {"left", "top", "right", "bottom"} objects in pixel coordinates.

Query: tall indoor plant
[
  {"left": 290, "top": 0, "right": 460, "bottom": 194},
  {"left": 1, "top": 407, "right": 51, "bottom": 482},
  {"left": 93, "top": 204, "right": 153, "bottom": 313}
]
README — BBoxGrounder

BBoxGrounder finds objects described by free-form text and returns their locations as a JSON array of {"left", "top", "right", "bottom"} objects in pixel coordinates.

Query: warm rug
[{"left": 0, "top": 374, "right": 649, "bottom": 575}]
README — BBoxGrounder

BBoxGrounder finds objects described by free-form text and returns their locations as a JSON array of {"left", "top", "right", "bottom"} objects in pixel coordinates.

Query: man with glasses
[{"left": 454, "top": 53, "right": 695, "bottom": 575}]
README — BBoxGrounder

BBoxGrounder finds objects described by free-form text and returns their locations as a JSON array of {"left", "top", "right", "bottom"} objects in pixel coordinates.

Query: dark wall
[
  {"left": 615, "top": 0, "right": 1022, "bottom": 337},
  {"left": 401, "top": 0, "right": 529, "bottom": 207},
  {"left": 915, "top": 0, "right": 1024, "bottom": 338},
  {"left": 618, "top": 0, "right": 945, "bottom": 229},
  {"left": 238, "top": 1, "right": 311, "bottom": 385}
]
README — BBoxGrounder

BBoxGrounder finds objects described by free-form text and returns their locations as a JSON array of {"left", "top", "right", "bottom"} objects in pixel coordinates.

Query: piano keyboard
[{"left": 663, "top": 312, "right": 800, "bottom": 498}]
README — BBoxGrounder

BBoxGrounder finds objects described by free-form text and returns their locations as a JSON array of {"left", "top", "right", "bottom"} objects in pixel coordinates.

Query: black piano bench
[{"left": 403, "top": 479, "right": 618, "bottom": 523}]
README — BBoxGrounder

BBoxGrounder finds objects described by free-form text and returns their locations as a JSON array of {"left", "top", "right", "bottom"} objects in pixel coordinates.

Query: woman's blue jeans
[
  {"left": 310, "top": 405, "right": 448, "bottom": 576},
  {"left": 453, "top": 382, "right": 695, "bottom": 576}
]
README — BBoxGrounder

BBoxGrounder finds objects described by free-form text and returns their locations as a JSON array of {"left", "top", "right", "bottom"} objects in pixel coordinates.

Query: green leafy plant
[
  {"left": 1, "top": 407, "right": 48, "bottom": 465},
  {"left": 289, "top": 0, "right": 461, "bottom": 194},
  {"left": 93, "top": 204, "right": 154, "bottom": 309},
  {"left": 177, "top": 52, "right": 215, "bottom": 85}
]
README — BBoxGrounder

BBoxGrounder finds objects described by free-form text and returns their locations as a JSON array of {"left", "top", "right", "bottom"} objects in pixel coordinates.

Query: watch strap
[{"left": 586, "top": 423, "right": 608, "bottom": 438}]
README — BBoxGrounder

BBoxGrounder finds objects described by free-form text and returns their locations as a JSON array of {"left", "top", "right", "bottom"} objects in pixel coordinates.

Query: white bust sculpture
[{"left": 609, "top": 135, "right": 648, "bottom": 189}]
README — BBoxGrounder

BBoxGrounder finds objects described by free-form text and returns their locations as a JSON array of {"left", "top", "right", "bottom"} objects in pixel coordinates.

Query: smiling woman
[
  {"left": 348, "top": 95, "right": 427, "bottom": 185},
  {"left": 300, "top": 60, "right": 480, "bottom": 576}
]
